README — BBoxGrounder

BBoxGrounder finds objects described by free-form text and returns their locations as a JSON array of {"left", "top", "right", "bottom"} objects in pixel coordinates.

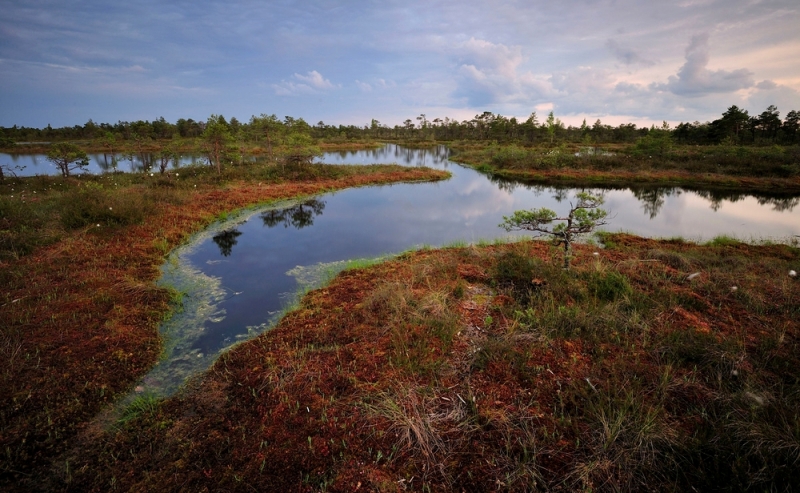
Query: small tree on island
[
  {"left": 46, "top": 143, "right": 89, "bottom": 177},
  {"left": 500, "top": 192, "right": 608, "bottom": 270},
  {"left": 279, "top": 133, "right": 321, "bottom": 170},
  {"left": 203, "top": 114, "right": 235, "bottom": 174}
]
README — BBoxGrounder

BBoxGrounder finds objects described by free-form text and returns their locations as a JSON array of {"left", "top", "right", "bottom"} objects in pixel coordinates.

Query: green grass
[
  {"left": 118, "top": 393, "right": 161, "bottom": 426},
  {"left": 706, "top": 234, "right": 742, "bottom": 247}
]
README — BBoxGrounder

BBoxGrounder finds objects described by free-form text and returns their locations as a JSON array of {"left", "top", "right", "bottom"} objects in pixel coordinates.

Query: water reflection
[
  {"left": 631, "top": 188, "right": 682, "bottom": 219},
  {"left": 693, "top": 189, "right": 799, "bottom": 213},
  {"left": 260, "top": 199, "right": 326, "bottom": 229},
  {"left": 2, "top": 151, "right": 211, "bottom": 176},
  {"left": 212, "top": 229, "right": 243, "bottom": 257},
  {"left": 760, "top": 196, "right": 799, "bottom": 212},
  {"left": 96, "top": 154, "right": 120, "bottom": 172},
  {"left": 320, "top": 144, "right": 452, "bottom": 167},
  {"left": 488, "top": 172, "right": 800, "bottom": 218},
  {"left": 137, "top": 144, "right": 800, "bottom": 397}
]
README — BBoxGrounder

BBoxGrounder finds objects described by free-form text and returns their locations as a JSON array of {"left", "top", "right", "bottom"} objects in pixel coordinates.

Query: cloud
[
  {"left": 272, "top": 70, "right": 337, "bottom": 96},
  {"left": 294, "top": 70, "right": 335, "bottom": 90},
  {"left": 756, "top": 80, "right": 777, "bottom": 90},
  {"left": 450, "top": 37, "right": 552, "bottom": 106},
  {"left": 659, "top": 34, "right": 755, "bottom": 97},
  {"left": 746, "top": 82, "right": 800, "bottom": 114},
  {"left": 605, "top": 39, "right": 655, "bottom": 67},
  {"left": 355, "top": 79, "right": 372, "bottom": 91}
]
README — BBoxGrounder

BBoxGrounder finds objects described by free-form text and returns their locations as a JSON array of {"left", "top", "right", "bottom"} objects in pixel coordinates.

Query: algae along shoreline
[
  {"left": 0, "top": 163, "right": 449, "bottom": 490},
  {"left": 38, "top": 234, "right": 800, "bottom": 492}
]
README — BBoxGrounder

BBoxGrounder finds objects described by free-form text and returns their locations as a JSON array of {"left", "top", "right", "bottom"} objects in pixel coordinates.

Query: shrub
[
  {"left": 60, "top": 182, "right": 153, "bottom": 229},
  {"left": 0, "top": 196, "right": 47, "bottom": 260},
  {"left": 586, "top": 270, "right": 633, "bottom": 301}
]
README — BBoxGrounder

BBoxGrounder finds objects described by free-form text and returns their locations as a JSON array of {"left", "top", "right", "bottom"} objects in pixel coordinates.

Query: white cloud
[
  {"left": 272, "top": 70, "right": 337, "bottom": 96},
  {"left": 658, "top": 34, "right": 755, "bottom": 97},
  {"left": 355, "top": 79, "right": 372, "bottom": 91},
  {"left": 746, "top": 82, "right": 800, "bottom": 114},
  {"left": 450, "top": 37, "right": 552, "bottom": 106},
  {"left": 294, "top": 70, "right": 335, "bottom": 90}
]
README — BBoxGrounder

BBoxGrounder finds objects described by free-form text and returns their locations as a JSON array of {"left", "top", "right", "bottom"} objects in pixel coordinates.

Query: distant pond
[
  {"left": 0, "top": 151, "right": 212, "bottom": 176},
  {"left": 92, "top": 145, "right": 800, "bottom": 396}
]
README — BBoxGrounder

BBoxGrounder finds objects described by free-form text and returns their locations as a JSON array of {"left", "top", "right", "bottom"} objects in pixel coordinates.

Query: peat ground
[
  {"left": 32, "top": 234, "right": 800, "bottom": 492},
  {"left": 0, "top": 163, "right": 448, "bottom": 489}
]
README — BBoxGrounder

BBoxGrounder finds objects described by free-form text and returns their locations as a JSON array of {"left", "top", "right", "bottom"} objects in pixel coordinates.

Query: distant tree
[
  {"left": 83, "top": 119, "right": 98, "bottom": 139},
  {"left": 757, "top": 105, "right": 781, "bottom": 142},
  {"left": 250, "top": 114, "right": 282, "bottom": 161},
  {"left": 0, "top": 136, "right": 15, "bottom": 149},
  {"left": 580, "top": 118, "right": 589, "bottom": 135},
  {"left": 712, "top": 105, "right": 750, "bottom": 142},
  {"left": 634, "top": 121, "right": 673, "bottom": 156},
  {"left": 523, "top": 112, "right": 539, "bottom": 143},
  {"left": 783, "top": 110, "right": 800, "bottom": 143},
  {"left": 156, "top": 142, "right": 179, "bottom": 174},
  {"left": 545, "top": 111, "right": 562, "bottom": 144},
  {"left": 46, "top": 143, "right": 89, "bottom": 177},
  {"left": 279, "top": 133, "right": 321, "bottom": 170},
  {"left": 101, "top": 132, "right": 117, "bottom": 155},
  {"left": 203, "top": 114, "right": 234, "bottom": 174},
  {"left": 500, "top": 192, "right": 608, "bottom": 270}
]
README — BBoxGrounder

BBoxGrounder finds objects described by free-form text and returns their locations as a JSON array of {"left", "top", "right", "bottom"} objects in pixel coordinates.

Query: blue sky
[{"left": 1, "top": 0, "right": 799, "bottom": 128}]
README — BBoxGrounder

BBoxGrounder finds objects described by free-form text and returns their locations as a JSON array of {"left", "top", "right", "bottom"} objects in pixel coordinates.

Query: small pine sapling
[{"left": 500, "top": 192, "right": 608, "bottom": 269}]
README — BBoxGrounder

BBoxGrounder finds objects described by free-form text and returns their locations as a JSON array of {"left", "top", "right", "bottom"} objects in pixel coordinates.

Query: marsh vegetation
[{"left": 1, "top": 105, "right": 799, "bottom": 491}]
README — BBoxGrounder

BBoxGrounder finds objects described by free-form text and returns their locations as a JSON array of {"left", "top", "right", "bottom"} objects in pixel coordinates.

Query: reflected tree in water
[
  {"left": 552, "top": 188, "right": 570, "bottom": 203},
  {"left": 212, "top": 229, "right": 243, "bottom": 257},
  {"left": 261, "top": 200, "right": 326, "bottom": 229},
  {"left": 758, "top": 196, "right": 799, "bottom": 212},
  {"left": 488, "top": 174, "right": 520, "bottom": 193},
  {"left": 692, "top": 189, "right": 798, "bottom": 213},
  {"left": 631, "top": 188, "right": 680, "bottom": 219},
  {"left": 694, "top": 190, "right": 745, "bottom": 211},
  {"left": 97, "top": 153, "right": 118, "bottom": 172}
]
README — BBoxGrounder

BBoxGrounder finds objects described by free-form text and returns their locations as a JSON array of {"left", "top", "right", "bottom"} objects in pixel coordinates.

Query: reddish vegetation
[
  {"left": 31, "top": 235, "right": 799, "bottom": 492},
  {"left": 0, "top": 167, "right": 447, "bottom": 488}
]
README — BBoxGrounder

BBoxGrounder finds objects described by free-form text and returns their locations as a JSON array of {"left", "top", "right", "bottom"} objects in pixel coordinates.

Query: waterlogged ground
[
  {"left": 0, "top": 163, "right": 447, "bottom": 489},
  {"left": 67, "top": 236, "right": 800, "bottom": 492},
  {"left": 148, "top": 201, "right": 390, "bottom": 396},
  {"left": 143, "top": 145, "right": 800, "bottom": 397}
]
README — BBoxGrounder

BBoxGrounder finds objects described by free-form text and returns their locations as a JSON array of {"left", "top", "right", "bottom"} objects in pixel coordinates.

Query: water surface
[
  {"left": 144, "top": 145, "right": 800, "bottom": 395},
  {"left": 0, "top": 151, "right": 209, "bottom": 176}
]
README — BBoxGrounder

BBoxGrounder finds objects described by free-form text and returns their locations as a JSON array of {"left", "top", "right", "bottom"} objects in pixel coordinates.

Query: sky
[{"left": 1, "top": 0, "right": 799, "bottom": 129}]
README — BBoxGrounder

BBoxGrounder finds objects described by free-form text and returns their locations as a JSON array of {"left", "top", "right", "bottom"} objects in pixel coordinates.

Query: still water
[
  {"left": 143, "top": 145, "right": 800, "bottom": 395},
  {"left": 0, "top": 151, "right": 210, "bottom": 176}
]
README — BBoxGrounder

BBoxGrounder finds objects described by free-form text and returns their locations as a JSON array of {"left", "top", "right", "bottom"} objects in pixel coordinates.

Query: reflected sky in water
[
  {"left": 143, "top": 144, "right": 799, "bottom": 395},
  {"left": 1, "top": 152, "right": 209, "bottom": 175},
  {"left": 186, "top": 145, "right": 799, "bottom": 352}
]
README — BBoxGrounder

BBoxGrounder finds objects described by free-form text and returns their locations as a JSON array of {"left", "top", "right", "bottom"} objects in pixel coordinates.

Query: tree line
[{"left": 1, "top": 104, "right": 798, "bottom": 148}]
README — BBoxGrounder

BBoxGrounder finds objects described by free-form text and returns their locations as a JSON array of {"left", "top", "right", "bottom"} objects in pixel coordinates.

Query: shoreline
[
  {"left": 0, "top": 165, "right": 449, "bottom": 486},
  {"left": 42, "top": 234, "right": 800, "bottom": 491}
]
